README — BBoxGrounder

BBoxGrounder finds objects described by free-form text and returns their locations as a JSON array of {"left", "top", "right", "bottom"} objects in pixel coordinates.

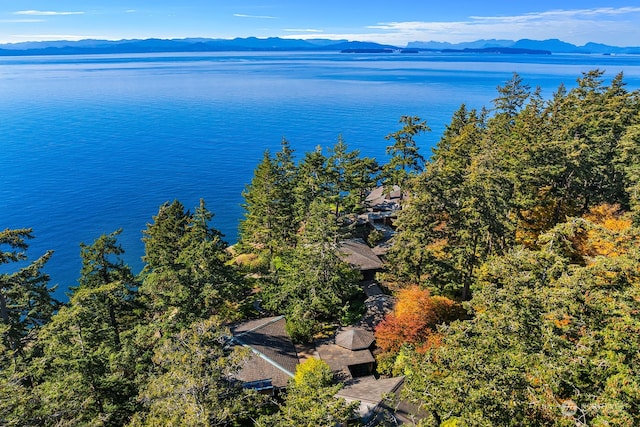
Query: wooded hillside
[{"left": 1, "top": 70, "right": 639, "bottom": 426}]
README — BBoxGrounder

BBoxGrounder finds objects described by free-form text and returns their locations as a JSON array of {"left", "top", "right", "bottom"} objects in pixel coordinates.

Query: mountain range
[
  {"left": 0, "top": 37, "right": 638, "bottom": 56},
  {"left": 406, "top": 38, "right": 640, "bottom": 54}
]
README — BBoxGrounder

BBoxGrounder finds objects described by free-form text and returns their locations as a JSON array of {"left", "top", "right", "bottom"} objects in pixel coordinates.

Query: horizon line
[{"left": 1, "top": 36, "right": 639, "bottom": 51}]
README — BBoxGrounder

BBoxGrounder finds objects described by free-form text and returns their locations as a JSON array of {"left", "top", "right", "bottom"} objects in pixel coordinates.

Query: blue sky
[{"left": 1, "top": 1, "right": 640, "bottom": 46}]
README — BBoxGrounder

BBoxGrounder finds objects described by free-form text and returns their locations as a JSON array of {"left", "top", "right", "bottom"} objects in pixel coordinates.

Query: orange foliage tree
[
  {"left": 375, "top": 285, "right": 462, "bottom": 354},
  {"left": 567, "top": 203, "right": 633, "bottom": 261}
]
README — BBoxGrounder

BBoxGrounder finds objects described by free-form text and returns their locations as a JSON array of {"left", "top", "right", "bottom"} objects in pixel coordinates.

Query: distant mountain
[
  {"left": 325, "top": 41, "right": 398, "bottom": 51},
  {"left": 442, "top": 47, "right": 551, "bottom": 55},
  {"left": 1, "top": 37, "right": 639, "bottom": 56},
  {"left": 407, "top": 39, "right": 513, "bottom": 50},
  {"left": 0, "top": 37, "right": 397, "bottom": 56},
  {"left": 512, "top": 39, "right": 586, "bottom": 53},
  {"left": 408, "top": 38, "right": 640, "bottom": 54},
  {"left": 304, "top": 38, "right": 349, "bottom": 47}
]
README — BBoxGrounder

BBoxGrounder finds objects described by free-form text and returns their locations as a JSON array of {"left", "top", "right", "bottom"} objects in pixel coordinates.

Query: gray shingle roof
[
  {"left": 231, "top": 316, "right": 300, "bottom": 388},
  {"left": 335, "top": 327, "right": 375, "bottom": 350},
  {"left": 339, "top": 239, "right": 383, "bottom": 271},
  {"left": 316, "top": 339, "right": 375, "bottom": 374},
  {"left": 335, "top": 376, "right": 406, "bottom": 420},
  {"left": 365, "top": 185, "right": 402, "bottom": 210}
]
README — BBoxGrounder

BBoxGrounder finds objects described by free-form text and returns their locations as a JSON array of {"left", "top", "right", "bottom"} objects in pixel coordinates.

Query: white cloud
[
  {"left": 468, "top": 7, "right": 640, "bottom": 22},
  {"left": 360, "top": 7, "right": 640, "bottom": 46},
  {"left": 125, "top": 10, "right": 137, "bottom": 13},
  {"left": 233, "top": 13, "right": 277, "bottom": 19},
  {"left": 14, "top": 10, "right": 84, "bottom": 16}
]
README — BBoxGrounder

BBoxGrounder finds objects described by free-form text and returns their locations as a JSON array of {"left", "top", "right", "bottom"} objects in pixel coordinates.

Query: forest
[{"left": 1, "top": 69, "right": 639, "bottom": 426}]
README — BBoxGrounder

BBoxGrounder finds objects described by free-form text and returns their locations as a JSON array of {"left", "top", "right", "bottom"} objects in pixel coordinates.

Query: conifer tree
[
  {"left": 141, "top": 200, "right": 245, "bottom": 325},
  {"left": 381, "top": 115, "right": 429, "bottom": 200},
  {"left": 0, "top": 228, "right": 57, "bottom": 367},
  {"left": 129, "top": 317, "right": 262, "bottom": 426},
  {"left": 240, "top": 139, "right": 298, "bottom": 260},
  {"left": 294, "top": 145, "right": 330, "bottom": 223},
  {"left": 386, "top": 106, "right": 512, "bottom": 299},
  {"left": 263, "top": 201, "right": 360, "bottom": 342},
  {"left": 326, "top": 135, "right": 378, "bottom": 217},
  {"left": 34, "top": 230, "right": 139, "bottom": 426},
  {"left": 0, "top": 228, "right": 58, "bottom": 425},
  {"left": 403, "top": 214, "right": 640, "bottom": 426}
]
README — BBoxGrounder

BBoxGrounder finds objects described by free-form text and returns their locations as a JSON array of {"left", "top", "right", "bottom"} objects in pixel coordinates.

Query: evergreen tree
[
  {"left": 129, "top": 317, "right": 263, "bottom": 426},
  {"left": 263, "top": 201, "right": 360, "bottom": 342},
  {"left": 34, "top": 230, "right": 139, "bottom": 426},
  {"left": 508, "top": 71, "right": 639, "bottom": 242},
  {"left": 0, "top": 228, "right": 58, "bottom": 426},
  {"left": 294, "top": 145, "right": 330, "bottom": 224},
  {"left": 492, "top": 72, "right": 531, "bottom": 123},
  {"left": 618, "top": 120, "right": 640, "bottom": 222},
  {"left": 240, "top": 139, "right": 298, "bottom": 260},
  {"left": 403, "top": 213, "right": 640, "bottom": 426},
  {"left": 381, "top": 115, "right": 429, "bottom": 199},
  {"left": 77, "top": 229, "right": 138, "bottom": 350},
  {"left": 0, "top": 228, "right": 57, "bottom": 368},
  {"left": 326, "top": 135, "right": 378, "bottom": 218},
  {"left": 240, "top": 149, "right": 280, "bottom": 256},
  {"left": 141, "top": 200, "right": 191, "bottom": 272},
  {"left": 140, "top": 200, "right": 246, "bottom": 325},
  {"left": 273, "top": 137, "right": 298, "bottom": 244},
  {"left": 386, "top": 106, "right": 512, "bottom": 299}
]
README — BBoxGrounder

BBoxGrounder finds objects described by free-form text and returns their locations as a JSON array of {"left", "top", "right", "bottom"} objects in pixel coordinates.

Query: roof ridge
[
  {"left": 233, "top": 315, "right": 298, "bottom": 378},
  {"left": 234, "top": 334, "right": 298, "bottom": 378}
]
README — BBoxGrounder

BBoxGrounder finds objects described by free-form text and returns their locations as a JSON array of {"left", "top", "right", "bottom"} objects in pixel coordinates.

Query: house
[
  {"left": 335, "top": 375, "right": 406, "bottom": 424},
  {"left": 230, "top": 316, "right": 300, "bottom": 393},
  {"left": 316, "top": 327, "right": 376, "bottom": 380},
  {"left": 230, "top": 316, "right": 418, "bottom": 425},
  {"left": 365, "top": 185, "right": 403, "bottom": 214},
  {"left": 357, "top": 294, "right": 395, "bottom": 332},
  {"left": 339, "top": 238, "right": 384, "bottom": 281},
  {"left": 359, "top": 185, "right": 404, "bottom": 257}
]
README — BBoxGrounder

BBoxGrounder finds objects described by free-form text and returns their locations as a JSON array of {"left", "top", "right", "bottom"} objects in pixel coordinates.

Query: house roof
[
  {"left": 335, "top": 376, "right": 406, "bottom": 420},
  {"left": 231, "top": 316, "right": 300, "bottom": 388},
  {"left": 335, "top": 327, "right": 375, "bottom": 351},
  {"left": 316, "top": 339, "right": 375, "bottom": 376},
  {"left": 365, "top": 185, "right": 402, "bottom": 211},
  {"left": 339, "top": 239, "right": 383, "bottom": 271},
  {"left": 235, "top": 352, "right": 294, "bottom": 388},
  {"left": 357, "top": 294, "right": 396, "bottom": 332}
]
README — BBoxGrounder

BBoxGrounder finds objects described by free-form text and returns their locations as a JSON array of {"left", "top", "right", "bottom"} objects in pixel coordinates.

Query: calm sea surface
[{"left": 2, "top": 51, "right": 640, "bottom": 298}]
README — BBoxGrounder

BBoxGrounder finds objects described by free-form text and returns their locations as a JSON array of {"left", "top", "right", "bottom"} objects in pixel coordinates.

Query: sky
[{"left": 1, "top": 1, "right": 640, "bottom": 46}]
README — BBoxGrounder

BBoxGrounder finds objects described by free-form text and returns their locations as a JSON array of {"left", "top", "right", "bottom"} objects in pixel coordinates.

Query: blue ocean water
[{"left": 2, "top": 51, "right": 640, "bottom": 298}]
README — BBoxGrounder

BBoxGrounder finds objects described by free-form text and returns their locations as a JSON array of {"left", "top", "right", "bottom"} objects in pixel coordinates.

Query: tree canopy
[{"left": 3, "top": 70, "right": 640, "bottom": 426}]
